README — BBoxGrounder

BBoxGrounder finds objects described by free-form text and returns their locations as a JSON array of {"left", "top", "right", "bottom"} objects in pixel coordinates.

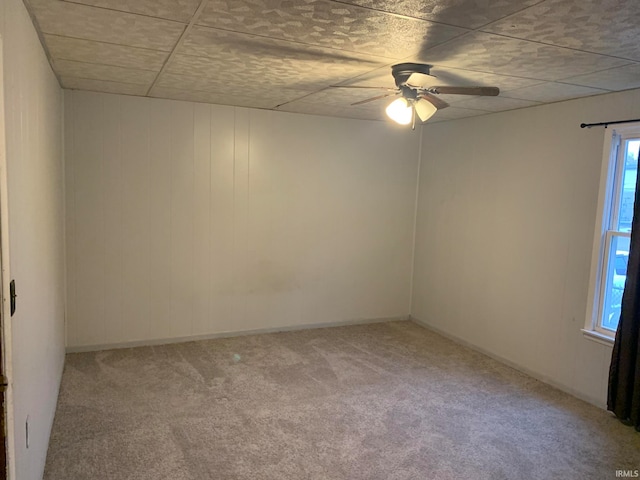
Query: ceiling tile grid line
[
  {"left": 51, "top": 56, "right": 165, "bottom": 74},
  {"left": 62, "top": 76, "right": 151, "bottom": 96},
  {"left": 62, "top": 0, "right": 466, "bottom": 28},
  {"left": 145, "top": 0, "right": 211, "bottom": 96},
  {"left": 21, "top": 0, "right": 640, "bottom": 123},
  {"left": 27, "top": 0, "right": 188, "bottom": 51},
  {"left": 180, "top": 24, "right": 412, "bottom": 62},
  {"left": 480, "top": 0, "right": 640, "bottom": 62},
  {"left": 51, "top": 0, "right": 484, "bottom": 60},
  {"left": 556, "top": 62, "right": 640, "bottom": 87},
  {"left": 38, "top": 33, "right": 172, "bottom": 87},
  {"left": 194, "top": 0, "right": 470, "bottom": 59},
  {"left": 59, "top": 0, "right": 550, "bottom": 32},
  {"left": 325, "top": 0, "right": 548, "bottom": 30},
  {"left": 63, "top": 0, "right": 464, "bottom": 63},
  {"left": 44, "top": 32, "right": 180, "bottom": 55},
  {"left": 54, "top": 58, "right": 159, "bottom": 85},
  {"left": 55, "top": 72, "right": 154, "bottom": 88},
  {"left": 60, "top": 0, "right": 201, "bottom": 24},
  {"left": 476, "top": 30, "right": 640, "bottom": 64}
]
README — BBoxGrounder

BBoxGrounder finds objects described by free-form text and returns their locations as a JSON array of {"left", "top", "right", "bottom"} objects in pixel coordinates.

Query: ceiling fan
[{"left": 332, "top": 63, "right": 500, "bottom": 127}]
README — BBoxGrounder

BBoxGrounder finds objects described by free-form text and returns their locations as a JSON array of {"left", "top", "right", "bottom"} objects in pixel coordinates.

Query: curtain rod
[{"left": 581, "top": 118, "right": 640, "bottom": 129}]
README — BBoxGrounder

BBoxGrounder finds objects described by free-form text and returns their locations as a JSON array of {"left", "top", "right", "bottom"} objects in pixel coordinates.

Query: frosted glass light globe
[{"left": 386, "top": 98, "right": 413, "bottom": 125}]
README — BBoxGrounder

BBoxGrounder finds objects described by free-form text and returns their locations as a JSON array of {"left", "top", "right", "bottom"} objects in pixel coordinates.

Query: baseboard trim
[
  {"left": 410, "top": 316, "right": 607, "bottom": 410},
  {"left": 66, "top": 315, "right": 411, "bottom": 353}
]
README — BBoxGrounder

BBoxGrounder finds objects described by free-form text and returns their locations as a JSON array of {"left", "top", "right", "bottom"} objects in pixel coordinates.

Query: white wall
[
  {"left": 0, "top": 0, "right": 65, "bottom": 479},
  {"left": 64, "top": 91, "right": 420, "bottom": 349},
  {"left": 412, "top": 88, "right": 640, "bottom": 407}
]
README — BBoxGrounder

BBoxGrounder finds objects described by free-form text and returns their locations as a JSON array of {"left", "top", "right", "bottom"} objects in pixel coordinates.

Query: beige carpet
[{"left": 44, "top": 321, "right": 640, "bottom": 479}]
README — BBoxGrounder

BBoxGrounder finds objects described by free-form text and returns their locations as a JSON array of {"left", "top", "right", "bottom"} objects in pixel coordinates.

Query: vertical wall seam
[
  {"left": 60, "top": 89, "right": 67, "bottom": 348},
  {"left": 190, "top": 106, "right": 195, "bottom": 336},
  {"left": 117, "top": 96, "right": 123, "bottom": 343},
  {"left": 169, "top": 103, "right": 174, "bottom": 337},
  {"left": 70, "top": 91, "right": 77, "bottom": 346},
  {"left": 146, "top": 99, "right": 151, "bottom": 339},
  {"left": 207, "top": 105, "right": 212, "bottom": 331},
  {"left": 101, "top": 95, "right": 107, "bottom": 342},
  {"left": 232, "top": 108, "right": 236, "bottom": 324},
  {"left": 408, "top": 127, "right": 424, "bottom": 317},
  {"left": 245, "top": 112, "right": 250, "bottom": 323}
]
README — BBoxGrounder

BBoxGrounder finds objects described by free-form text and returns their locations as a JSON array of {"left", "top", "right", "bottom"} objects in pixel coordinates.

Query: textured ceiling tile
[
  {"left": 419, "top": 32, "right": 629, "bottom": 81},
  {"left": 277, "top": 101, "right": 385, "bottom": 121},
  {"left": 425, "top": 67, "right": 543, "bottom": 92},
  {"left": 155, "top": 72, "right": 230, "bottom": 93},
  {"left": 60, "top": 76, "right": 149, "bottom": 95},
  {"left": 167, "top": 51, "right": 379, "bottom": 90},
  {"left": 176, "top": 26, "right": 385, "bottom": 89},
  {"left": 429, "top": 106, "right": 491, "bottom": 121},
  {"left": 197, "top": 0, "right": 468, "bottom": 59},
  {"left": 501, "top": 82, "right": 608, "bottom": 103},
  {"left": 29, "top": 0, "right": 185, "bottom": 51},
  {"left": 340, "top": 0, "right": 541, "bottom": 29},
  {"left": 27, "top": 0, "right": 639, "bottom": 123},
  {"left": 281, "top": 86, "right": 397, "bottom": 110},
  {"left": 182, "top": 25, "right": 385, "bottom": 65},
  {"left": 167, "top": 54, "right": 234, "bottom": 79},
  {"left": 276, "top": 87, "right": 391, "bottom": 121},
  {"left": 331, "top": 67, "right": 397, "bottom": 89},
  {"left": 448, "top": 95, "right": 540, "bottom": 112},
  {"left": 44, "top": 35, "right": 168, "bottom": 71},
  {"left": 483, "top": 0, "right": 640, "bottom": 61},
  {"left": 54, "top": 59, "right": 158, "bottom": 85},
  {"left": 155, "top": 72, "right": 315, "bottom": 107},
  {"left": 149, "top": 86, "right": 305, "bottom": 109},
  {"left": 62, "top": 0, "right": 201, "bottom": 23},
  {"left": 559, "top": 64, "right": 640, "bottom": 91},
  {"left": 167, "top": 53, "right": 297, "bottom": 87}
]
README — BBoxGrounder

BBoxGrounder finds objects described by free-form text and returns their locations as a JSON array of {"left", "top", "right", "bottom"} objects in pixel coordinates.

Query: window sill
[{"left": 581, "top": 328, "right": 615, "bottom": 347}]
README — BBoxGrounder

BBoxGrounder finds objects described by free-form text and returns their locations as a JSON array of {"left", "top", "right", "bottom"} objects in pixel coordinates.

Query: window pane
[
  {"left": 616, "top": 139, "right": 639, "bottom": 232},
  {"left": 601, "top": 235, "right": 630, "bottom": 331}
]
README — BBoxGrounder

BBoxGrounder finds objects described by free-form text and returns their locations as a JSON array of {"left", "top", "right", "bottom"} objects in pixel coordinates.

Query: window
[{"left": 585, "top": 125, "right": 640, "bottom": 343}]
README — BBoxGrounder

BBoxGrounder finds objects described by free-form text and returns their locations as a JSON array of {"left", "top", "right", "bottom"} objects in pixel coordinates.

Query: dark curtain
[{"left": 609, "top": 150, "right": 640, "bottom": 429}]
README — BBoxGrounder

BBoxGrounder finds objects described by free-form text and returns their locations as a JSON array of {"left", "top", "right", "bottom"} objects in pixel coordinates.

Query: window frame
[{"left": 584, "top": 124, "right": 640, "bottom": 344}]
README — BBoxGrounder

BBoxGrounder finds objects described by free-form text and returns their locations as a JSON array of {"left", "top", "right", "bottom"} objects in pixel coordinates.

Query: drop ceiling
[{"left": 24, "top": 0, "right": 640, "bottom": 123}]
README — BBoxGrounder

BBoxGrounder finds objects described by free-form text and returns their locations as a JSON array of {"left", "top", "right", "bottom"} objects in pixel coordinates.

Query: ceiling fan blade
[
  {"left": 406, "top": 71, "right": 436, "bottom": 88},
  {"left": 419, "top": 92, "right": 450, "bottom": 110},
  {"left": 330, "top": 85, "right": 396, "bottom": 91},
  {"left": 430, "top": 86, "right": 500, "bottom": 96},
  {"left": 351, "top": 93, "right": 396, "bottom": 106}
]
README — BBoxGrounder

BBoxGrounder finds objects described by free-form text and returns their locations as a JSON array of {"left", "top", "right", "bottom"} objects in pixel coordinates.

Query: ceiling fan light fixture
[
  {"left": 334, "top": 63, "right": 499, "bottom": 123},
  {"left": 386, "top": 97, "right": 413, "bottom": 125},
  {"left": 414, "top": 98, "right": 437, "bottom": 122}
]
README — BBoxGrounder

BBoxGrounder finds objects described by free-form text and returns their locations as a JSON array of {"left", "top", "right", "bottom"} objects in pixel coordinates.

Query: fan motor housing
[{"left": 391, "top": 63, "right": 432, "bottom": 87}]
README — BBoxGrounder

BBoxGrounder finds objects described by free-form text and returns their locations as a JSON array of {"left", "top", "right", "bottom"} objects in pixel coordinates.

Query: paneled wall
[
  {"left": 65, "top": 91, "right": 420, "bottom": 349},
  {"left": 412, "top": 88, "right": 640, "bottom": 407},
  {"left": 0, "top": 0, "right": 65, "bottom": 479}
]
